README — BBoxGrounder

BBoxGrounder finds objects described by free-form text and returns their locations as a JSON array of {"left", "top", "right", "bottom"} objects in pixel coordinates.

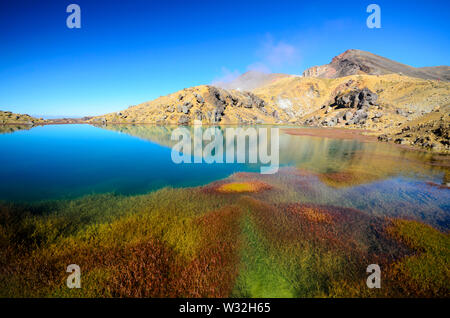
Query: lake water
[
  {"left": 1, "top": 123, "right": 449, "bottom": 298},
  {"left": 0, "top": 124, "right": 448, "bottom": 227}
]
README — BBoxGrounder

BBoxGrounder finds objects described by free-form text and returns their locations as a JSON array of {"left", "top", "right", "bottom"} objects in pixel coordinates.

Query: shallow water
[
  {"left": 1, "top": 124, "right": 449, "bottom": 298},
  {"left": 0, "top": 124, "right": 448, "bottom": 225}
]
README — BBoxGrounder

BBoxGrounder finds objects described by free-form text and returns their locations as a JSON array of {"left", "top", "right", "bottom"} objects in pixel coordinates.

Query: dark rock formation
[{"left": 333, "top": 87, "right": 378, "bottom": 110}]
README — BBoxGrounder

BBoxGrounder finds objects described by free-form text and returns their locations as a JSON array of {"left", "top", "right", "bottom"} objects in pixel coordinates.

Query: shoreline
[
  {"left": 1, "top": 121, "right": 449, "bottom": 156},
  {"left": 282, "top": 127, "right": 377, "bottom": 142}
]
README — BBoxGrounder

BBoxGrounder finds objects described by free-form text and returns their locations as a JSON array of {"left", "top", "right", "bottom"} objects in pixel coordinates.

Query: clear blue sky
[{"left": 0, "top": 0, "right": 448, "bottom": 117}]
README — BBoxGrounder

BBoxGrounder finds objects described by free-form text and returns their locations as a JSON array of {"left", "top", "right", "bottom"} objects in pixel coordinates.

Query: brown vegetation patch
[
  {"left": 384, "top": 219, "right": 450, "bottom": 297},
  {"left": 288, "top": 205, "right": 333, "bottom": 224}
]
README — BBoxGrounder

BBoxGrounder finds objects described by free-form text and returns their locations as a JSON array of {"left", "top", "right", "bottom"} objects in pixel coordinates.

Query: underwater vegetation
[
  {"left": 0, "top": 168, "right": 448, "bottom": 298},
  {"left": 213, "top": 181, "right": 272, "bottom": 194},
  {"left": 386, "top": 219, "right": 449, "bottom": 297}
]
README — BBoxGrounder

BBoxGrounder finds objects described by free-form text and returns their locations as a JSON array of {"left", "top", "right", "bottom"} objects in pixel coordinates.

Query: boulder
[
  {"left": 182, "top": 105, "right": 190, "bottom": 114},
  {"left": 182, "top": 102, "right": 193, "bottom": 114},
  {"left": 322, "top": 118, "right": 337, "bottom": 127},
  {"left": 194, "top": 93, "right": 204, "bottom": 104},
  {"left": 378, "top": 134, "right": 391, "bottom": 142},
  {"left": 178, "top": 115, "right": 190, "bottom": 125},
  {"left": 394, "top": 138, "right": 407, "bottom": 144},
  {"left": 195, "top": 110, "right": 203, "bottom": 120},
  {"left": 344, "top": 111, "right": 353, "bottom": 121},
  {"left": 396, "top": 109, "right": 408, "bottom": 116},
  {"left": 355, "top": 109, "right": 368, "bottom": 119},
  {"left": 327, "top": 119, "right": 336, "bottom": 127},
  {"left": 212, "top": 109, "right": 223, "bottom": 123},
  {"left": 333, "top": 87, "right": 378, "bottom": 109}
]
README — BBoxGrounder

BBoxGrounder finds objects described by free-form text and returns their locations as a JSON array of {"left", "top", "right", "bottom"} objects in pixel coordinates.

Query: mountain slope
[
  {"left": 90, "top": 85, "right": 285, "bottom": 125},
  {"left": 417, "top": 66, "right": 450, "bottom": 81},
  {"left": 0, "top": 110, "right": 46, "bottom": 125},
  {"left": 91, "top": 73, "right": 449, "bottom": 130},
  {"left": 89, "top": 50, "right": 450, "bottom": 152},
  {"left": 255, "top": 73, "right": 450, "bottom": 124},
  {"left": 378, "top": 104, "right": 449, "bottom": 153},
  {"left": 302, "top": 49, "right": 450, "bottom": 81}
]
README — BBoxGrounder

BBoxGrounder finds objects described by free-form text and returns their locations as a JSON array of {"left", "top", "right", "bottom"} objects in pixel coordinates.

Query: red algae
[
  {"left": 287, "top": 204, "right": 333, "bottom": 224},
  {"left": 1, "top": 166, "right": 448, "bottom": 298},
  {"left": 183, "top": 206, "right": 243, "bottom": 297}
]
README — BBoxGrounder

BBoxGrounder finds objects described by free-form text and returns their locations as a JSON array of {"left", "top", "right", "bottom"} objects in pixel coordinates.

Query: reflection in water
[
  {"left": 95, "top": 125, "right": 449, "bottom": 229},
  {"left": 0, "top": 123, "right": 448, "bottom": 204},
  {"left": 100, "top": 124, "right": 449, "bottom": 187},
  {"left": 0, "top": 124, "right": 33, "bottom": 134}
]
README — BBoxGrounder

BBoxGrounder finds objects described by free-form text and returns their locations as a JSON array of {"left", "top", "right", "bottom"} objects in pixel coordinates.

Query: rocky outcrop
[
  {"left": 90, "top": 85, "right": 278, "bottom": 125},
  {"left": 302, "top": 65, "right": 331, "bottom": 78},
  {"left": 178, "top": 114, "right": 190, "bottom": 125},
  {"left": 89, "top": 67, "right": 450, "bottom": 156},
  {"left": 303, "top": 87, "right": 379, "bottom": 127},
  {"left": 333, "top": 87, "right": 378, "bottom": 109},
  {"left": 303, "top": 49, "right": 450, "bottom": 81},
  {"left": 0, "top": 110, "right": 47, "bottom": 125},
  {"left": 378, "top": 106, "right": 450, "bottom": 153}
]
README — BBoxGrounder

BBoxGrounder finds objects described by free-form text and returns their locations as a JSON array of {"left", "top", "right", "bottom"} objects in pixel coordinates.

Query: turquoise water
[
  {"left": 0, "top": 125, "right": 257, "bottom": 201},
  {"left": 0, "top": 124, "right": 448, "bottom": 205}
]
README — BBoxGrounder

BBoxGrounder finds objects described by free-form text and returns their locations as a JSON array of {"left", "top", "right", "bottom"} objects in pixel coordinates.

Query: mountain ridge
[
  {"left": 2, "top": 49, "right": 448, "bottom": 153},
  {"left": 302, "top": 49, "right": 450, "bottom": 81}
]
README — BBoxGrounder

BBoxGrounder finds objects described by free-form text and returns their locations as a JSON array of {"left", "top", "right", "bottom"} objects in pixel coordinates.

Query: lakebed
[{"left": 0, "top": 124, "right": 448, "bottom": 297}]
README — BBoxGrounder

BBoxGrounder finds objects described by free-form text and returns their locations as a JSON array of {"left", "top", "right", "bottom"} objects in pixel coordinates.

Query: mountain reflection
[{"left": 97, "top": 124, "right": 449, "bottom": 188}]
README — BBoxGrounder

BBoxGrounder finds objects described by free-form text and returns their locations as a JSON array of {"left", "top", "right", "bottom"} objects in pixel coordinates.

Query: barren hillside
[{"left": 302, "top": 49, "right": 450, "bottom": 81}]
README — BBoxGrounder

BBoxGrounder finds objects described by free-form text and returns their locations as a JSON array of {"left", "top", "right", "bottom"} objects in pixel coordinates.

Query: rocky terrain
[
  {"left": 2, "top": 49, "right": 444, "bottom": 153},
  {"left": 0, "top": 110, "right": 47, "bottom": 125},
  {"left": 90, "top": 85, "right": 285, "bottom": 126},
  {"left": 88, "top": 69, "right": 449, "bottom": 153},
  {"left": 378, "top": 105, "right": 449, "bottom": 153},
  {"left": 256, "top": 73, "right": 449, "bottom": 126},
  {"left": 302, "top": 49, "right": 450, "bottom": 81},
  {"left": 91, "top": 73, "right": 449, "bottom": 127}
]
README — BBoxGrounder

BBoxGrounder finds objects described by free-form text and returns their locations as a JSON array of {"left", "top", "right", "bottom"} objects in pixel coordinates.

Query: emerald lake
[
  {"left": 0, "top": 124, "right": 448, "bottom": 227},
  {"left": 1, "top": 123, "right": 449, "bottom": 298}
]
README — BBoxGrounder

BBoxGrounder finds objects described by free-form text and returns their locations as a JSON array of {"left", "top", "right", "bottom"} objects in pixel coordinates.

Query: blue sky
[{"left": 0, "top": 0, "right": 449, "bottom": 117}]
